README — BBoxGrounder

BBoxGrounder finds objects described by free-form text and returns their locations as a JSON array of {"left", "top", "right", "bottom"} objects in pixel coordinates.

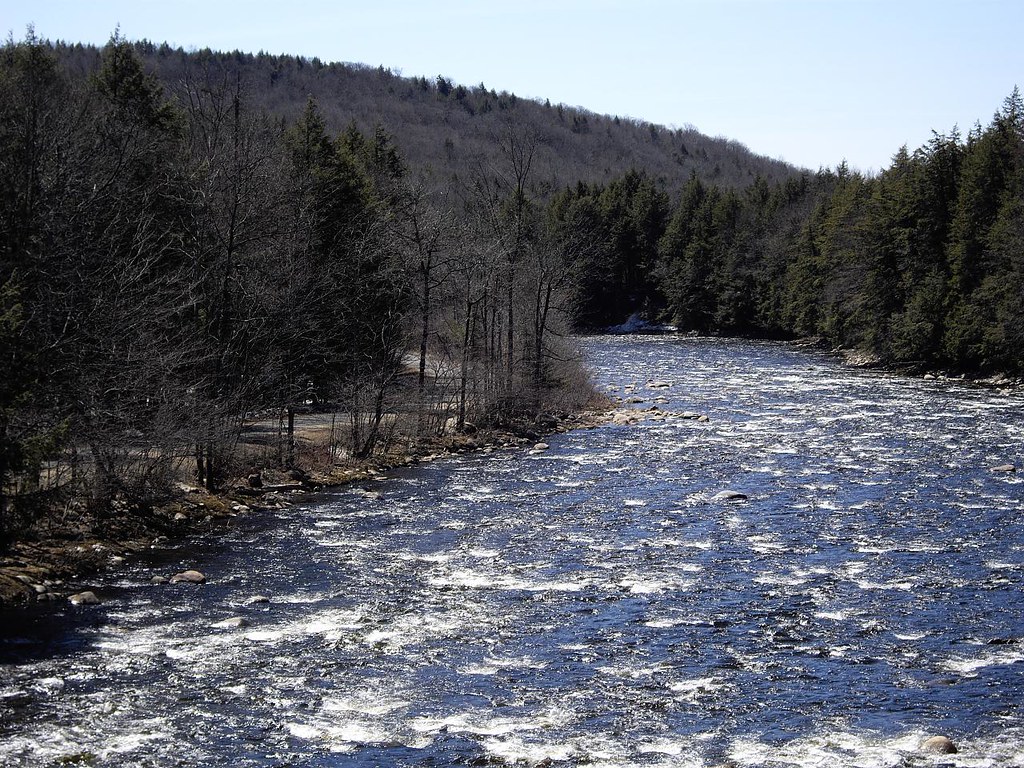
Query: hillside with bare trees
[{"left": 49, "top": 40, "right": 799, "bottom": 194}]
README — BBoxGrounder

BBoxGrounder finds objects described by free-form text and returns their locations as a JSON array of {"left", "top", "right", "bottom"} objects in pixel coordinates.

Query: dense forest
[
  {"left": 561, "top": 89, "right": 1024, "bottom": 375},
  {"left": 1, "top": 32, "right": 1022, "bottom": 548}
]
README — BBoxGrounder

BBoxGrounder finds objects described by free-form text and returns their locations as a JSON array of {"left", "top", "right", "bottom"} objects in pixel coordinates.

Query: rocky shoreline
[{"left": 0, "top": 407, "right": 614, "bottom": 609}]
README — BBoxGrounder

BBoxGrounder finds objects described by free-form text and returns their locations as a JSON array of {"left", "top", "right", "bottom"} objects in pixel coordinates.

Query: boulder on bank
[
  {"left": 921, "top": 735, "right": 958, "bottom": 754},
  {"left": 535, "top": 413, "right": 559, "bottom": 429},
  {"left": 69, "top": 591, "right": 100, "bottom": 606},
  {"left": 170, "top": 570, "right": 206, "bottom": 584}
]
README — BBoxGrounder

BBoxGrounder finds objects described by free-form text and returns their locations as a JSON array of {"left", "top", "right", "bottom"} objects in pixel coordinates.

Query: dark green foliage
[
  {"left": 552, "top": 171, "right": 668, "bottom": 328},
  {"left": 644, "top": 89, "right": 1024, "bottom": 375},
  {"left": 545, "top": 88, "right": 1024, "bottom": 379}
]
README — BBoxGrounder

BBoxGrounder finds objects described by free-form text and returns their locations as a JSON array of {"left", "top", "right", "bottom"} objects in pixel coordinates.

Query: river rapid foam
[{"left": 1, "top": 336, "right": 1022, "bottom": 767}]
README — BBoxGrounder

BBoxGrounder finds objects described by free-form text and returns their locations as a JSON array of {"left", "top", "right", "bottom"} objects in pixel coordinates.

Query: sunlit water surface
[{"left": 2, "top": 336, "right": 1023, "bottom": 767}]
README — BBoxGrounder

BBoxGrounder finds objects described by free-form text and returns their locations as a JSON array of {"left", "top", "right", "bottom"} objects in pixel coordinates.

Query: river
[{"left": 1, "top": 335, "right": 1022, "bottom": 767}]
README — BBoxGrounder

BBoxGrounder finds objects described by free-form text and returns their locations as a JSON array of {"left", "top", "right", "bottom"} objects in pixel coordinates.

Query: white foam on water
[
  {"left": 729, "top": 727, "right": 1019, "bottom": 768},
  {"left": 426, "top": 569, "right": 592, "bottom": 593},
  {"left": 683, "top": 539, "right": 715, "bottom": 550},
  {"left": 286, "top": 722, "right": 322, "bottom": 740},
  {"left": 668, "top": 676, "right": 727, "bottom": 700},
  {"left": 854, "top": 578, "right": 916, "bottom": 591},
  {"left": 597, "top": 663, "right": 669, "bottom": 680},
  {"left": 479, "top": 732, "right": 626, "bottom": 767},
  {"left": 747, "top": 535, "right": 788, "bottom": 553},
  {"left": 0, "top": 718, "right": 176, "bottom": 766},
  {"left": 841, "top": 561, "right": 869, "bottom": 576},
  {"left": 754, "top": 572, "right": 810, "bottom": 587},
  {"left": 986, "top": 560, "right": 1020, "bottom": 570},
  {"left": 322, "top": 693, "right": 409, "bottom": 716},
  {"left": 301, "top": 608, "right": 367, "bottom": 637},
  {"left": 894, "top": 631, "right": 928, "bottom": 641},
  {"left": 941, "top": 647, "right": 1024, "bottom": 676},
  {"left": 32, "top": 677, "right": 64, "bottom": 694},
  {"left": 616, "top": 575, "right": 693, "bottom": 594},
  {"left": 814, "top": 610, "right": 854, "bottom": 621},
  {"left": 477, "top": 654, "right": 549, "bottom": 670},
  {"left": 410, "top": 706, "right": 571, "bottom": 738},
  {"left": 287, "top": 717, "right": 410, "bottom": 751},
  {"left": 407, "top": 551, "right": 456, "bottom": 563},
  {"left": 244, "top": 629, "right": 285, "bottom": 642}
]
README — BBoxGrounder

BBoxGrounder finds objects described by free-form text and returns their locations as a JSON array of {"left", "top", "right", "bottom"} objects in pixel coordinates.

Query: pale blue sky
[{"left": 3, "top": 0, "right": 1021, "bottom": 172}]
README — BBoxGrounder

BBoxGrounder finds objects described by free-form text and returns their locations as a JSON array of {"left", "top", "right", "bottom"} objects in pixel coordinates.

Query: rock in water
[
  {"left": 244, "top": 595, "right": 271, "bottom": 605},
  {"left": 69, "top": 591, "right": 100, "bottom": 606},
  {"left": 921, "top": 735, "right": 958, "bottom": 754},
  {"left": 211, "top": 616, "right": 249, "bottom": 629},
  {"left": 712, "top": 490, "right": 748, "bottom": 502},
  {"left": 991, "top": 464, "right": 1016, "bottom": 473},
  {"left": 170, "top": 570, "right": 207, "bottom": 584},
  {"left": 532, "top": 442, "right": 550, "bottom": 452}
]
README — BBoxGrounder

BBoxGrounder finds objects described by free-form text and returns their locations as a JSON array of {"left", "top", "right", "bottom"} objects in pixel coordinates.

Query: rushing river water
[{"left": 2, "top": 335, "right": 1023, "bottom": 767}]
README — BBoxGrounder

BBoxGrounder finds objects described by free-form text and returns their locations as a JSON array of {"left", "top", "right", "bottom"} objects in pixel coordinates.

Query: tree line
[
  {"left": 0, "top": 34, "right": 593, "bottom": 545},
  {"left": 560, "top": 90, "right": 1024, "bottom": 377}
]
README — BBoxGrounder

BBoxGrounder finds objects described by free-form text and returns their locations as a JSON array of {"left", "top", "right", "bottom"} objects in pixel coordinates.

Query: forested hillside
[{"left": 49, "top": 39, "right": 798, "bottom": 192}]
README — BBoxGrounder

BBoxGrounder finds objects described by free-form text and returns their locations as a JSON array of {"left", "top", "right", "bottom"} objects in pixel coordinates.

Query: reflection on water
[{"left": 1, "top": 336, "right": 1023, "bottom": 767}]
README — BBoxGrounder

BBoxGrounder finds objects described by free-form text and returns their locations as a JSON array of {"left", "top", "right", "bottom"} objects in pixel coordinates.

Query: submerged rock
[
  {"left": 712, "top": 490, "right": 748, "bottom": 502},
  {"left": 921, "top": 735, "right": 958, "bottom": 754},
  {"left": 69, "top": 591, "right": 100, "bottom": 606},
  {"left": 170, "top": 570, "right": 206, "bottom": 584},
  {"left": 244, "top": 595, "right": 271, "bottom": 605}
]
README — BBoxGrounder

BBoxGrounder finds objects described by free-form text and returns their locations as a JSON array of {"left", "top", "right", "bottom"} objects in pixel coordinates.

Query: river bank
[
  {"left": 6, "top": 330, "right": 1019, "bottom": 610},
  {"left": 0, "top": 403, "right": 613, "bottom": 608}
]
